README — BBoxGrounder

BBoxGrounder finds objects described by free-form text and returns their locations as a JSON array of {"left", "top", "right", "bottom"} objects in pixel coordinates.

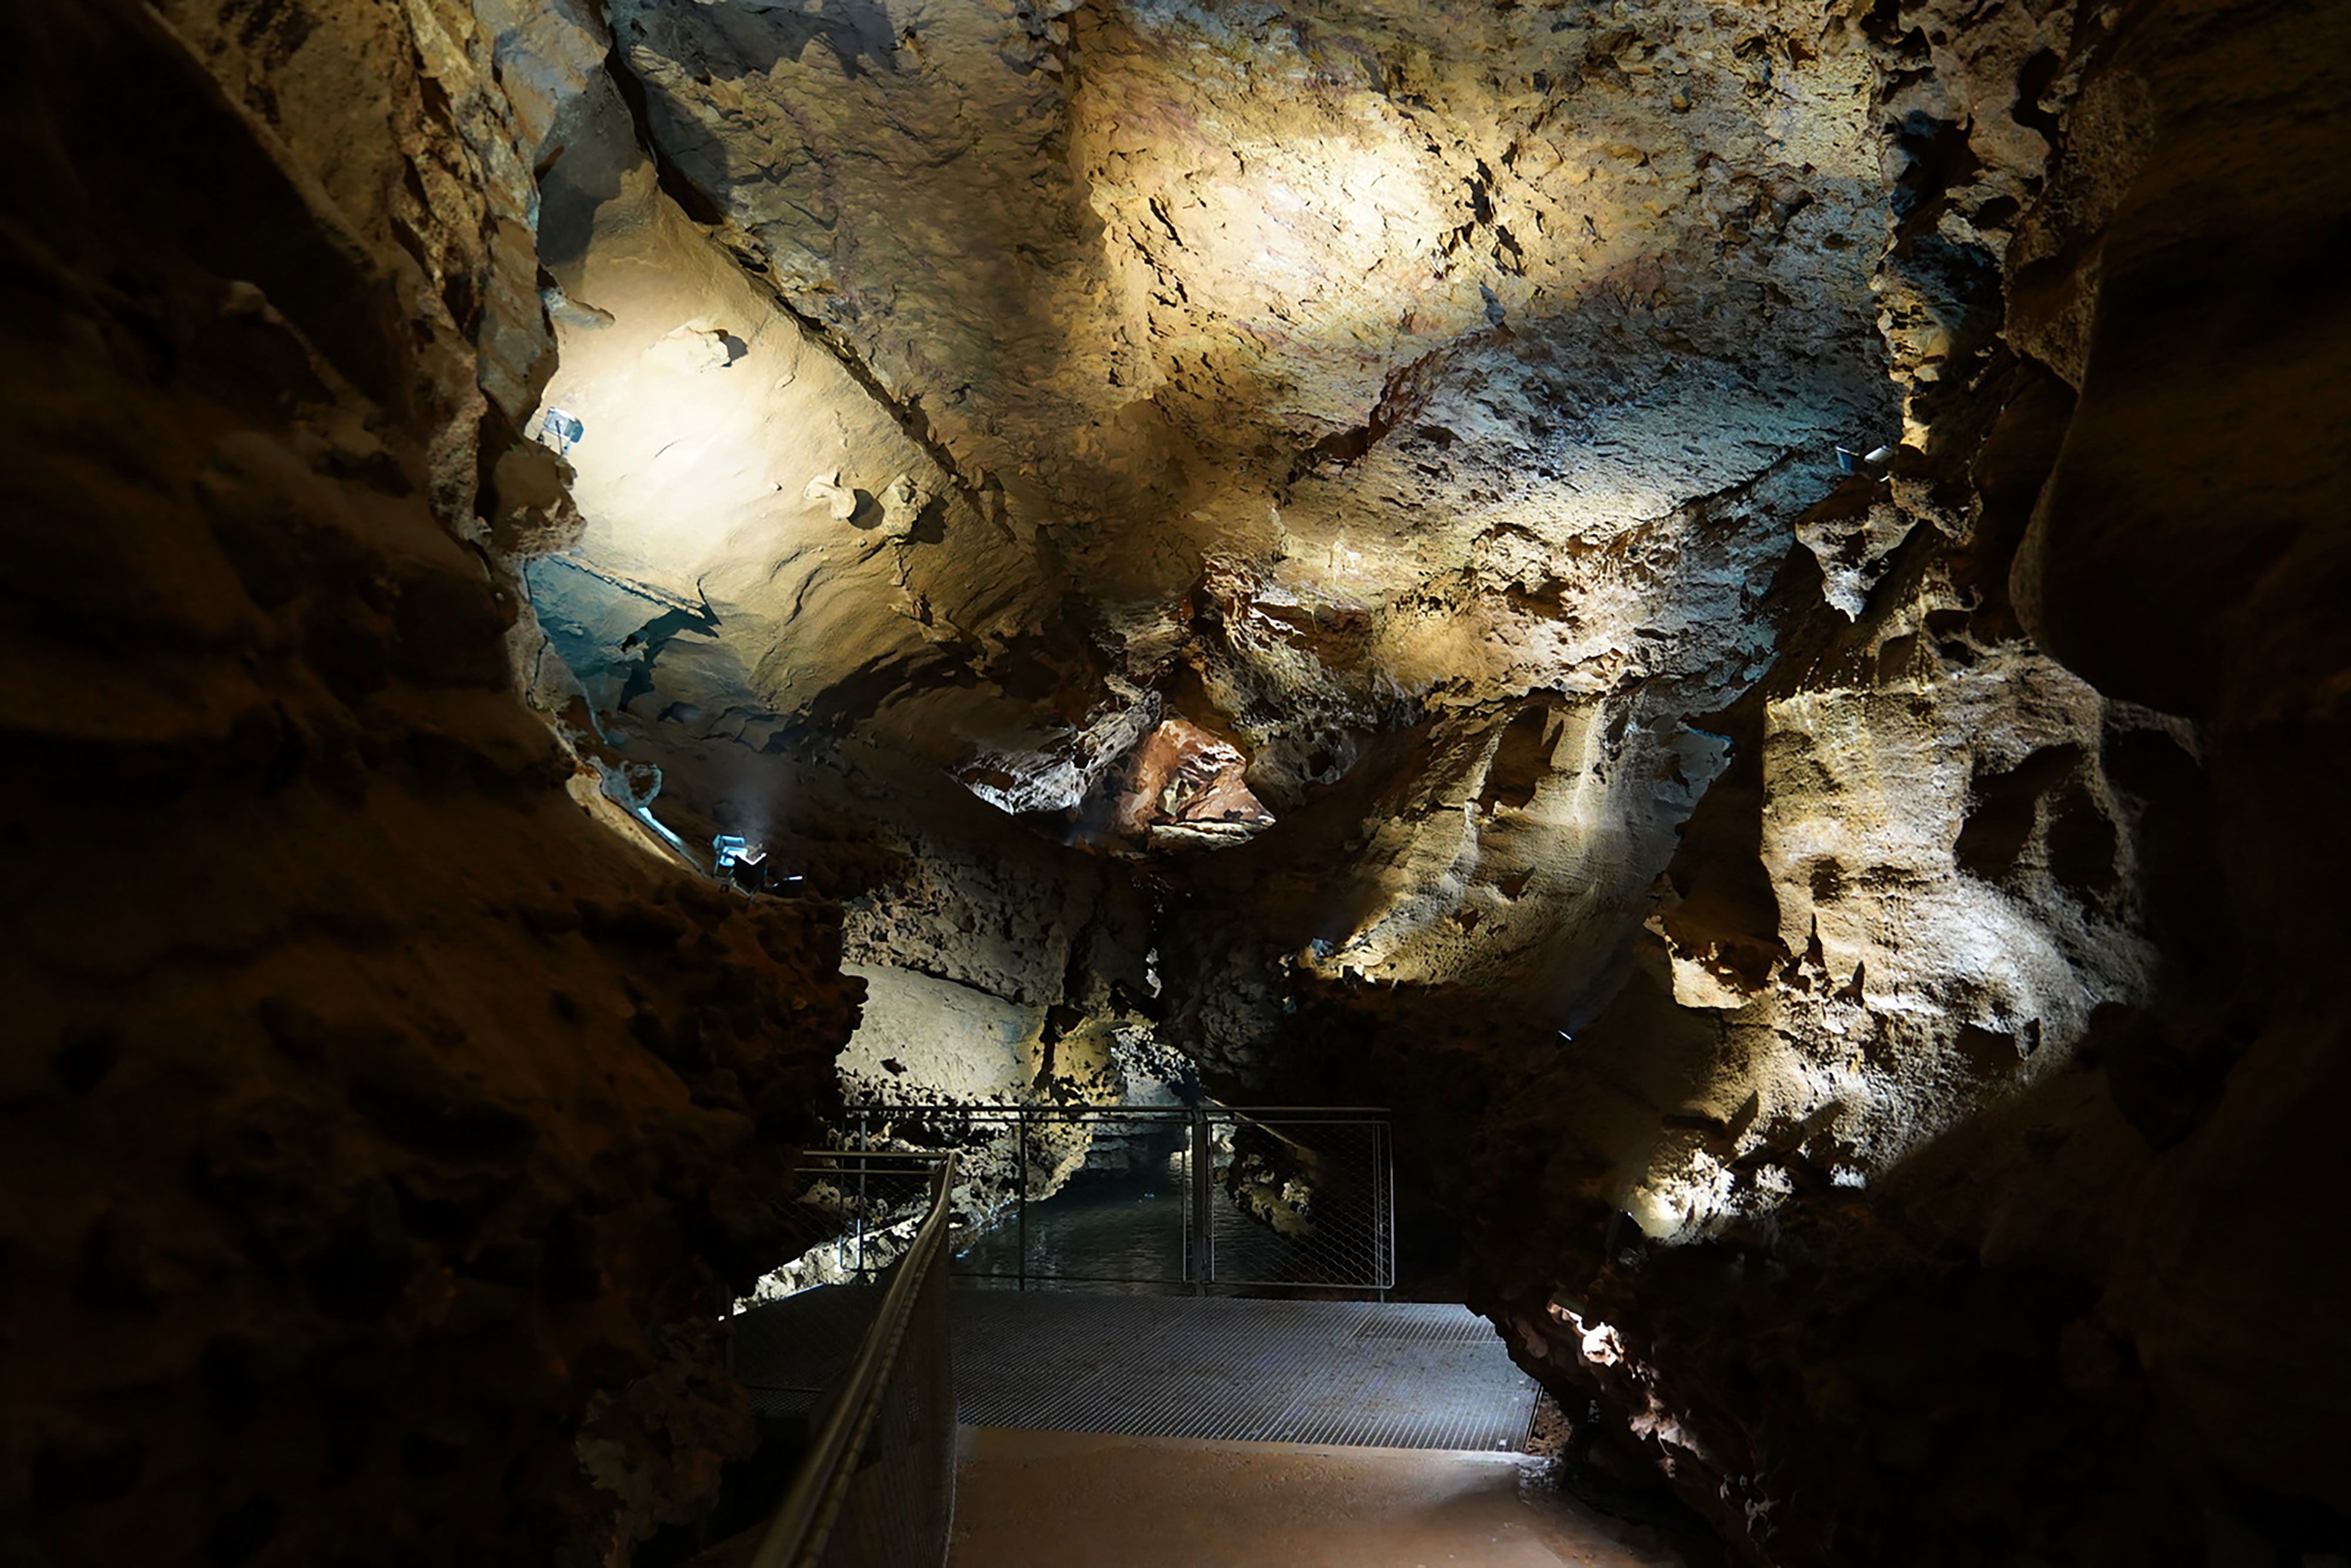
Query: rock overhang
[
  {"left": 530, "top": 0, "right": 1901, "bottom": 918},
  {"left": 506, "top": 0, "right": 2172, "bottom": 1284}
]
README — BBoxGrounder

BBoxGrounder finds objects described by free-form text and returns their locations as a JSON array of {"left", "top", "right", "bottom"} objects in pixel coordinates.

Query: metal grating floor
[{"left": 949, "top": 1291, "right": 1536, "bottom": 1452}]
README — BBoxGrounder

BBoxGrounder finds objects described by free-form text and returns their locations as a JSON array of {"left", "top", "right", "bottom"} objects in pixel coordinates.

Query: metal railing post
[
  {"left": 1382, "top": 1122, "right": 1395, "bottom": 1300},
  {"left": 1016, "top": 1107, "right": 1028, "bottom": 1293},
  {"left": 1190, "top": 1108, "right": 1213, "bottom": 1296}
]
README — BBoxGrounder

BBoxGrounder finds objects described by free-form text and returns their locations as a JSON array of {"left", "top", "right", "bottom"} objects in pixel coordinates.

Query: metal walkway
[
  {"left": 732, "top": 1288, "right": 1538, "bottom": 1458},
  {"left": 948, "top": 1291, "right": 1537, "bottom": 1452}
]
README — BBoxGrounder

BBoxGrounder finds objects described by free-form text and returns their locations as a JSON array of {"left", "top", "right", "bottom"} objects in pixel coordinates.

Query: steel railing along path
[
  {"left": 746, "top": 1152, "right": 957, "bottom": 1568},
  {"left": 846, "top": 1104, "right": 1395, "bottom": 1296},
  {"left": 731, "top": 1105, "right": 1394, "bottom": 1565}
]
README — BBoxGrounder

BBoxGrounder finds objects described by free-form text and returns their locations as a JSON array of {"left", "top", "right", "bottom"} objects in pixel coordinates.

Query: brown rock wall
[
  {"left": 0, "top": 6, "right": 859, "bottom": 1564},
  {"left": 1401, "top": 0, "right": 2351, "bottom": 1559}
]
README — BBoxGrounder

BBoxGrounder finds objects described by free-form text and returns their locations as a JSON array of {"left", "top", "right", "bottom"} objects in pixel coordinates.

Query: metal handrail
[
  {"left": 792, "top": 1149, "right": 949, "bottom": 1165},
  {"left": 851, "top": 1103, "right": 1391, "bottom": 1115},
  {"left": 748, "top": 1151, "right": 957, "bottom": 1568},
  {"left": 846, "top": 1105, "right": 1396, "bottom": 1295}
]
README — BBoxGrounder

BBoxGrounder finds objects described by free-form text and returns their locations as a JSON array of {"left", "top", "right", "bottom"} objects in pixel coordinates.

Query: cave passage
[{"left": 6, "top": 0, "right": 2348, "bottom": 1566}]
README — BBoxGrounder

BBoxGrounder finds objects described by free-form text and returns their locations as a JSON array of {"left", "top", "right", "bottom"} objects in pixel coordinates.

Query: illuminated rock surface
[{"left": 3, "top": 0, "right": 2347, "bottom": 1563}]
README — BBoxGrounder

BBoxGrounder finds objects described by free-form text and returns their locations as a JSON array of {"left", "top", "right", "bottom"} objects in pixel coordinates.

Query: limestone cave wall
[
  {"left": 0, "top": 5, "right": 863, "bottom": 1564},
  {"left": 1345, "top": 0, "right": 2351, "bottom": 1560}
]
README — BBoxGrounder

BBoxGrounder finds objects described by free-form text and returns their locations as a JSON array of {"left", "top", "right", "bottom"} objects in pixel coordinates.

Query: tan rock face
[
  {"left": 527, "top": 0, "right": 1909, "bottom": 1053},
  {"left": 566, "top": 2, "right": 1900, "bottom": 887}
]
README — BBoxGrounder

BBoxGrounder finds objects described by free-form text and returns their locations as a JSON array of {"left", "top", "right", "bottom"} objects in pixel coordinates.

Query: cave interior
[{"left": 4, "top": 0, "right": 2348, "bottom": 1562}]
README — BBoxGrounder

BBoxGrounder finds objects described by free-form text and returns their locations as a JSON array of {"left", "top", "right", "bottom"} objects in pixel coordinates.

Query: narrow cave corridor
[{"left": 3, "top": 0, "right": 2347, "bottom": 1564}]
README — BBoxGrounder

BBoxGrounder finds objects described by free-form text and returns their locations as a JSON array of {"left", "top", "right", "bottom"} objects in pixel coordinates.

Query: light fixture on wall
[
  {"left": 538, "top": 406, "right": 585, "bottom": 456},
  {"left": 1834, "top": 442, "right": 1897, "bottom": 474},
  {"left": 713, "top": 834, "right": 766, "bottom": 872}
]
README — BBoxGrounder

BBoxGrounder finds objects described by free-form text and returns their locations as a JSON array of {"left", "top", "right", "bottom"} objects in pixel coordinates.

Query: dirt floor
[{"left": 948, "top": 1426, "right": 1690, "bottom": 1567}]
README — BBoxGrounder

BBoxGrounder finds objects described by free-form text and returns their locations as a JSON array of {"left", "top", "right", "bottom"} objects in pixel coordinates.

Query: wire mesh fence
[
  {"left": 744, "top": 1150, "right": 953, "bottom": 1305},
  {"left": 816, "top": 1104, "right": 1392, "bottom": 1296},
  {"left": 802, "top": 1241, "right": 954, "bottom": 1568},
  {"left": 724, "top": 1108, "right": 1392, "bottom": 1567},
  {"left": 745, "top": 1154, "right": 959, "bottom": 1568},
  {"left": 1205, "top": 1115, "right": 1393, "bottom": 1290}
]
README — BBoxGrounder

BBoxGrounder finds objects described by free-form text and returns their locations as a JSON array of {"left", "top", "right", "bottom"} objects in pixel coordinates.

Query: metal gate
[{"left": 845, "top": 1105, "right": 1394, "bottom": 1295}]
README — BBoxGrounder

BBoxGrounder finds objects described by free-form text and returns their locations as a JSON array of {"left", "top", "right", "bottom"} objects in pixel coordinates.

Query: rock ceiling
[
  {"left": 525, "top": 0, "right": 1910, "bottom": 1017},
  {"left": 508, "top": 0, "right": 2203, "bottom": 1261}
]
